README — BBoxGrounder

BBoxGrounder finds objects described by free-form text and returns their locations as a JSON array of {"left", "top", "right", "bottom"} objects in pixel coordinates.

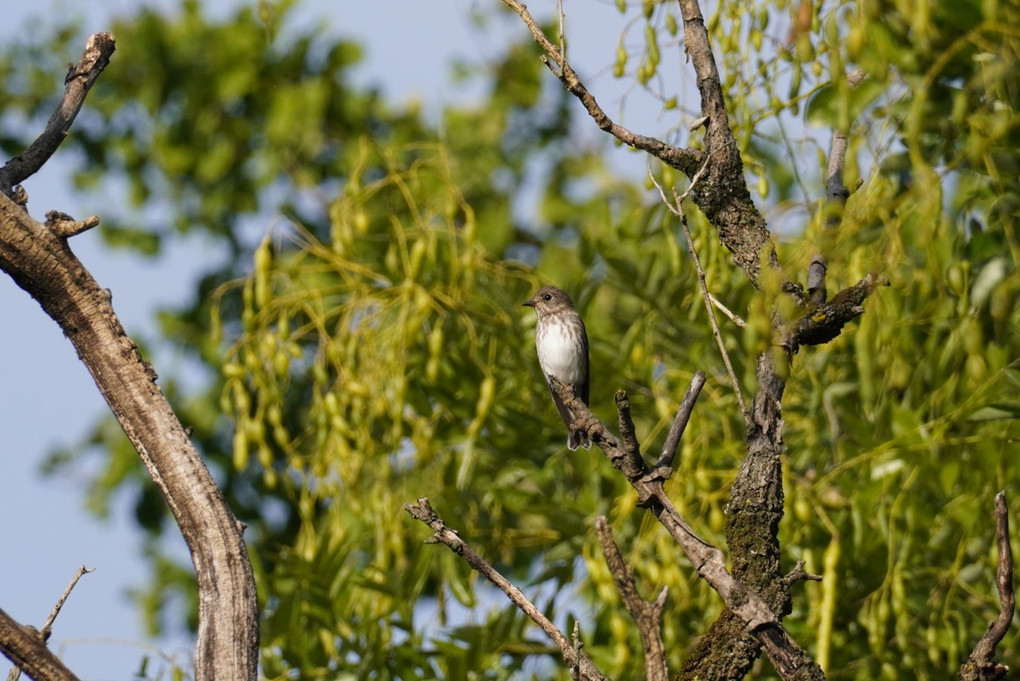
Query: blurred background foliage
[{"left": 1, "top": 0, "right": 1018, "bottom": 678}]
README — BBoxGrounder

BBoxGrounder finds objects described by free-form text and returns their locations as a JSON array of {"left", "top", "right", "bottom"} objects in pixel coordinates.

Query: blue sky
[{"left": 0, "top": 1, "right": 675, "bottom": 678}]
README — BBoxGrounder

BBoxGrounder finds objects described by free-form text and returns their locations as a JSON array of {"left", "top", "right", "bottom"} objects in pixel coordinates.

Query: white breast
[{"left": 538, "top": 322, "right": 586, "bottom": 385}]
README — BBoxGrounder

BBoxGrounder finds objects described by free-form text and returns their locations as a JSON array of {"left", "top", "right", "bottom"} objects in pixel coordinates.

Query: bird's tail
[{"left": 567, "top": 429, "right": 592, "bottom": 451}]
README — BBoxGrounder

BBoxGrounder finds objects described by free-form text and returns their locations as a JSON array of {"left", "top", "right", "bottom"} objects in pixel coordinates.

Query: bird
[{"left": 523, "top": 285, "right": 592, "bottom": 450}]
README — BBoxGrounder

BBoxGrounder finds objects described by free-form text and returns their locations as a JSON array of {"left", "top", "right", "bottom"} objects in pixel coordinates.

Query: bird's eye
[{"left": 543, "top": 294, "right": 552, "bottom": 301}]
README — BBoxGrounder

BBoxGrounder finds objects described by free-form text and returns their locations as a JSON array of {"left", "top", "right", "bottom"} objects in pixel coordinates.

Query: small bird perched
[{"left": 523, "top": 285, "right": 592, "bottom": 450}]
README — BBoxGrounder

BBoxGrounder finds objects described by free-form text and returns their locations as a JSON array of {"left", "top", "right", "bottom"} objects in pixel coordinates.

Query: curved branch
[
  {"left": 0, "top": 193, "right": 259, "bottom": 680},
  {"left": 0, "top": 34, "right": 257, "bottom": 679}
]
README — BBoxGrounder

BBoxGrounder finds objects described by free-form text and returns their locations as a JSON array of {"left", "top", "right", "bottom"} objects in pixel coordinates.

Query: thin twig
[
  {"left": 648, "top": 167, "right": 751, "bottom": 425},
  {"left": 404, "top": 499, "right": 610, "bottom": 681},
  {"left": 39, "top": 566, "right": 94, "bottom": 643},
  {"left": 595, "top": 517, "right": 669, "bottom": 681},
  {"left": 3, "top": 564, "right": 92, "bottom": 681},
  {"left": 782, "top": 560, "right": 824, "bottom": 586},
  {"left": 810, "top": 67, "right": 868, "bottom": 304},
  {"left": 678, "top": 211, "right": 750, "bottom": 425},
  {"left": 708, "top": 292, "right": 746, "bottom": 327},
  {"left": 556, "top": 0, "right": 566, "bottom": 66}
]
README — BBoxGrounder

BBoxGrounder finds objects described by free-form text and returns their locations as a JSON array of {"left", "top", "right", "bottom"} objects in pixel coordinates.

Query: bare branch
[
  {"left": 596, "top": 517, "right": 669, "bottom": 681},
  {"left": 404, "top": 499, "right": 610, "bottom": 681},
  {"left": 959, "top": 491, "right": 1014, "bottom": 681},
  {"left": 707, "top": 291, "right": 746, "bottom": 328},
  {"left": 810, "top": 67, "right": 868, "bottom": 304},
  {"left": 0, "top": 192, "right": 260, "bottom": 681},
  {"left": 499, "top": 0, "right": 703, "bottom": 175},
  {"left": 5, "top": 566, "right": 93, "bottom": 681},
  {"left": 782, "top": 560, "right": 823, "bottom": 587},
  {"left": 824, "top": 68, "right": 868, "bottom": 203},
  {"left": 614, "top": 390, "right": 646, "bottom": 480},
  {"left": 0, "top": 33, "right": 258, "bottom": 680},
  {"left": 655, "top": 370, "right": 706, "bottom": 473},
  {"left": 0, "top": 33, "right": 116, "bottom": 202},
  {"left": 545, "top": 380, "right": 824, "bottom": 680},
  {"left": 0, "top": 609, "right": 80, "bottom": 681},
  {"left": 39, "top": 566, "right": 93, "bottom": 644}
]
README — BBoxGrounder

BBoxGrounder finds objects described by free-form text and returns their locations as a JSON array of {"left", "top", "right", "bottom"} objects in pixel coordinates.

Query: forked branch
[{"left": 550, "top": 377, "right": 825, "bottom": 680}]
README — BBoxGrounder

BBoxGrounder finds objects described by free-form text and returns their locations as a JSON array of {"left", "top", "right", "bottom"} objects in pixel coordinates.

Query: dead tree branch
[
  {"left": 0, "top": 610, "right": 79, "bottom": 681},
  {"left": 404, "top": 498, "right": 610, "bottom": 681},
  {"left": 39, "top": 566, "right": 92, "bottom": 646},
  {"left": 785, "top": 271, "right": 889, "bottom": 352},
  {"left": 0, "top": 191, "right": 259, "bottom": 681},
  {"left": 0, "top": 33, "right": 116, "bottom": 203},
  {"left": 498, "top": 0, "right": 887, "bottom": 677},
  {"left": 500, "top": 0, "right": 703, "bottom": 176},
  {"left": 3, "top": 566, "right": 92, "bottom": 681},
  {"left": 654, "top": 370, "right": 705, "bottom": 474},
  {"left": 595, "top": 517, "right": 669, "bottom": 681},
  {"left": 959, "top": 491, "right": 1014, "bottom": 681},
  {"left": 810, "top": 68, "right": 868, "bottom": 304},
  {"left": 0, "top": 35, "right": 258, "bottom": 681},
  {"left": 44, "top": 211, "right": 100, "bottom": 238},
  {"left": 549, "top": 376, "right": 824, "bottom": 680}
]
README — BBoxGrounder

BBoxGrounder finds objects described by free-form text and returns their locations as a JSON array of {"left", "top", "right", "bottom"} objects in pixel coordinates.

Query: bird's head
[{"left": 523, "top": 286, "right": 575, "bottom": 317}]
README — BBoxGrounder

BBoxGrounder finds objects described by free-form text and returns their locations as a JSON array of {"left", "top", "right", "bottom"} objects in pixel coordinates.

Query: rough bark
[
  {"left": 0, "top": 194, "right": 259, "bottom": 680},
  {"left": 0, "top": 33, "right": 258, "bottom": 681},
  {"left": 0, "top": 609, "right": 80, "bottom": 681}
]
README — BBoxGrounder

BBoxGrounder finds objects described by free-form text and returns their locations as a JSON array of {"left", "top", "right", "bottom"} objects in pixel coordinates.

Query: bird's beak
[{"left": 522, "top": 300, "right": 535, "bottom": 308}]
